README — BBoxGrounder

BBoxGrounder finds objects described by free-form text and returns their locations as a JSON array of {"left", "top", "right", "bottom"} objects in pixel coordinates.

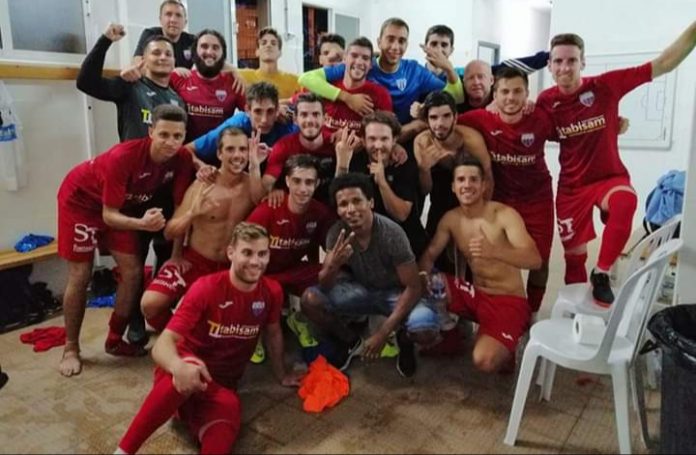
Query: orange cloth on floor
[{"left": 298, "top": 355, "right": 350, "bottom": 413}]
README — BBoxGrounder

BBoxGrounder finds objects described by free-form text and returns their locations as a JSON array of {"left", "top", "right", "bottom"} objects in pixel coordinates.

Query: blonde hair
[{"left": 230, "top": 222, "right": 268, "bottom": 246}]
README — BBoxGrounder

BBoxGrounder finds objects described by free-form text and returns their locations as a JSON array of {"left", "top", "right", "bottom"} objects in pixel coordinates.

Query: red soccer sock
[
  {"left": 108, "top": 312, "right": 130, "bottom": 338},
  {"left": 564, "top": 252, "right": 588, "bottom": 284},
  {"left": 118, "top": 373, "right": 188, "bottom": 454},
  {"left": 526, "top": 284, "right": 546, "bottom": 313},
  {"left": 146, "top": 311, "right": 172, "bottom": 333},
  {"left": 597, "top": 191, "right": 638, "bottom": 271},
  {"left": 199, "top": 421, "right": 240, "bottom": 455}
]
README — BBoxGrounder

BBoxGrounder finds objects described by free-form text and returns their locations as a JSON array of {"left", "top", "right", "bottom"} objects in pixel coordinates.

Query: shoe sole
[{"left": 593, "top": 299, "right": 613, "bottom": 309}]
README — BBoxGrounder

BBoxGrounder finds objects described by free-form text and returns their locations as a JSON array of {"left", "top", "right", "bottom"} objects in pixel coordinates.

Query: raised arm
[
  {"left": 76, "top": 24, "right": 130, "bottom": 101},
  {"left": 652, "top": 20, "right": 696, "bottom": 78}
]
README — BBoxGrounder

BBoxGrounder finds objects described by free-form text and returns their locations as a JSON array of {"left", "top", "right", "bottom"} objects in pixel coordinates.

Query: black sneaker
[
  {"left": 0, "top": 368, "right": 8, "bottom": 391},
  {"left": 126, "top": 312, "right": 149, "bottom": 347},
  {"left": 590, "top": 269, "right": 615, "bottom": 307},
  {"left": 396, "top": 332, "right": 416, "bottom": 378},
  {"left": 335, "top": 337, "right": 364, "bottom": 371}
]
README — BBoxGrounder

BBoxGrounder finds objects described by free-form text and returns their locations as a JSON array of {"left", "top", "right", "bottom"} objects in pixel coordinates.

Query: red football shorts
[
  {"left": 504, "top": 197, "right": 554, "bottom": 263},
  {"left": 146, "top": 246, "right": 229, "bottom": 298}
]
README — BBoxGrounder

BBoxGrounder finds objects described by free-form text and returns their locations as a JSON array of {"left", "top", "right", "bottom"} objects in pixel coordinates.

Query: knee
[
  {"left": 140, "top": 292, "right": 168, "bottom": 318},
  {"left": 67, "top": 263, "right": 92, "bottom": 289},
  {"left": 300, "top": 288, "right": 324, "bottom": 313},
  {"left": 118, "top": 263, "right": 143, "bottom": 285},
  {"left": 472, "top": 350, "right": 504, "bottom": 374}
]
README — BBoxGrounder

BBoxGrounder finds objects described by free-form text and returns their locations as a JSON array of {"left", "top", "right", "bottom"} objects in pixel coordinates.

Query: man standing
[
  {"left": 419, "top": 156, "right": 541, "bottom": 373},
  {"left": 458, "top": 68, "right": 554, "bottom": 312},
  {"left": 238, "top": 27, "right": 300, "bottom": 100},
  {"left": 537, "top": 21, "right": 696, "bottom": 305},
  {"left": 141, "top": 128, "right": 262, "bottom": 332},
  {"left": 336, "top": 111, "right": 428, "bottom": 257},
  {"left": 188, "top": 82, "right": 297, "bottom": 166},
  {"left": 133, "top": 0, "right": 195, "bottom": 69},
  {"left": 77, "top": 23, "right": 182, "bottom": 141},
  {"left": 57, "top": 105, "right": 193, "bottom": 377},
  {"left": 301, "top": 173, "right": 440, "bottom": 377},
  {"left": 169, "top": 29, "right": 246, "bottom": 142},
  {"left": 116, "top": 223, "right": 301, "bottom": 455},
  {"left": 299, "top": 18, "right": 462, "bottom": 141}
]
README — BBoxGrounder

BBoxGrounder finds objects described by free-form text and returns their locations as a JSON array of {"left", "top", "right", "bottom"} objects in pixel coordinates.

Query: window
[
  {"left": 0, "top": 0, "right": 87, "bottom": 63},
  {"left": 477, "top": 41, "right": 500, "bottom": 66}
]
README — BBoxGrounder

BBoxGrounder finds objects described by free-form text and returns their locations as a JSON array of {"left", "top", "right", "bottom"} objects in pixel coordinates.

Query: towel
[
  {"left": 19, "top": 326, "right": 66, "bottom": 352},
  {"left": 298, "top": 355, "right": 350, "bottom": 413}
]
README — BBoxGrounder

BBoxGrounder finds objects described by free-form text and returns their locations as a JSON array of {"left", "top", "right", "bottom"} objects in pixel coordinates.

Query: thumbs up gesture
[{"left": 469, "top": 225, "right": 494, "bottom": 259}]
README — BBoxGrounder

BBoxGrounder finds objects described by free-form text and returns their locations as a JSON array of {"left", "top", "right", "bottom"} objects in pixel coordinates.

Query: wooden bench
[{"left": 0, "top": 242, "right": 59, "bottom": 271}]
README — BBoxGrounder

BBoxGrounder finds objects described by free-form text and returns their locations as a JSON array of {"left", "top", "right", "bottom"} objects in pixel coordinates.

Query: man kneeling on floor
[
  {"left": 301, "top": 173, "right": 440, "bottom": 377},
  {"left": 116, "top": 223, "right": 301, "bottom": 455},
  {"left": 419, "top": 155, "right": 541, "bottom": 373}
]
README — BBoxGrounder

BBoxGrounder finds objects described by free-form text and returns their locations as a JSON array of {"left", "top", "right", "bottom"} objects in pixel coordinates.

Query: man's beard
[
  {"left": 194, "top": 53, "right": 225, "bottom": 78},
  {"left": 431, "top": 123, "right": 454, "bottom": 141}
]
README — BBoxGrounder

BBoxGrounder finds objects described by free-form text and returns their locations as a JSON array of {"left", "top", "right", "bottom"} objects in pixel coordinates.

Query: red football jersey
[
  {"left": 247, "top": 194, "right": 333, "bottom": 273},
  {"left": 264, "top": 129, "right": 336, "bottom": 179},
  {"left": 167, "top": 271, "right": 283, "bottom": 388},
  {"left": 170, "top": 70, "right": 246, "bottom": 141},
  {"left": 323, "top": 80, "right": 393, "bottom": 133},
  {"left": 59, "top": 137, "right": 193, "bottom": 212},
  {"left": 457, "top": 109, "right": 554, "bottom": 202},
  {"left": 537, "top": 63, "right": 652, "bottom": 189}
]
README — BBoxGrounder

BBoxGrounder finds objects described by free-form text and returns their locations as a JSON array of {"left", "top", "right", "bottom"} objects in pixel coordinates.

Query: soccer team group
[{"left": 51, "top": 1, "right": 696, "bottom": 452}]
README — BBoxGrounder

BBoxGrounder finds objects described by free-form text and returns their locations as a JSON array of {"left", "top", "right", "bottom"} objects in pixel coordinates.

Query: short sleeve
[
  {"left": 101, "top": 152, "right": 131, "bottom": 208},
  {"left": 246, "top": 202, "right": 273, "bottom": 227},
  {"left": 597, "top": 63, "right": 652, "bottom": 100},
  {"left": 264, "top": 278, "right": 284, "bottom": 325},
  {"left": 264, "top": 138, "right": 289, "bottom": 178},
  {"left": 383, "top": 219, "right": 416, "bottom": 266}
]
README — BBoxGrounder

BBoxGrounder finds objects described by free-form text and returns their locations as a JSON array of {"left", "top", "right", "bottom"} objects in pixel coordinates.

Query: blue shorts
[{"left": 310, "top": 282, "right": 439, "bottom": 333}]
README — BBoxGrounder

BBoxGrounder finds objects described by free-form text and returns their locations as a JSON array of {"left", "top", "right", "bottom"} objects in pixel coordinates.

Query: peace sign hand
[{"left": 327, "top": 229, "right": 355, "bottom": 268}]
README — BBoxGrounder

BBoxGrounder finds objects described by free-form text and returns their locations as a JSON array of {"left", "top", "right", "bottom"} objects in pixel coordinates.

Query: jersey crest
[{"left": 579, "top": 91, "right": 595, "bottom": 107}]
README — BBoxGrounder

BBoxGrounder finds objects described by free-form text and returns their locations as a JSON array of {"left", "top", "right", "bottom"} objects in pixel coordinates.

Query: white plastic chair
[{"left": 504, "top": 239, "right": 682, "bottom": 455}]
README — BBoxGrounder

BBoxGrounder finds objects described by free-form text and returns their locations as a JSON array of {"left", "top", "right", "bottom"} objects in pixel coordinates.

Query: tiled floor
[{"left": 0, "top": 233, "right": 662, "bottom": 453}]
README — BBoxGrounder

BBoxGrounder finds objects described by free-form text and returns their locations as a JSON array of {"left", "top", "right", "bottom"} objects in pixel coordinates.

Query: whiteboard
[{"left": 545, "top": 52, "right": 676, "bottom": 150}]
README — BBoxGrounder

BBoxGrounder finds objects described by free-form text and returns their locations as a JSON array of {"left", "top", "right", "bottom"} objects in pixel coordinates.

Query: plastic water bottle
[{"left": 430, "top": 270, "right": 457, "bottom": 330}]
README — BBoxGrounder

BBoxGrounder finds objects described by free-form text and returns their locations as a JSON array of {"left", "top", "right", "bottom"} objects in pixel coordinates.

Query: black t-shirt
[
  {"left": 134, "top": 27, "right": 195, "bottom": 69},
  {"left": 350, "top": 153, "right": 429, "bottom": 257}
]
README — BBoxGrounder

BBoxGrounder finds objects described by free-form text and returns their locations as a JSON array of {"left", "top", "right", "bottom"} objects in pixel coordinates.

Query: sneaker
[
  {"left": 380, "top": 334, "right": 400, "bottom": 358},
  {"left": 126, "top": 312, "right": 149, "bottom": 347},
  {"left": 590, "top": 269, "right": 615, "bottom": 307},
  {"left": 335, "top": 337, "right": 364, "bottom": 371},
  {"left": 250, "top": 340, "right": 265, "bottom": 364},
  {"left": 286, "top": 312, "right": 319, "bottom": 348},
  {"left": 396, "top": 332, "right": 416, "bottom": 378}
]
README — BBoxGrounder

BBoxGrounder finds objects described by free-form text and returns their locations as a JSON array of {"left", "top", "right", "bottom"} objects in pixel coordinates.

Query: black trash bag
[
  {"left": 0, "top": 265, "right": 44, "bottom": 332},
  {"left": 648, "top": 304, "right": 696, "bottom": 372}
]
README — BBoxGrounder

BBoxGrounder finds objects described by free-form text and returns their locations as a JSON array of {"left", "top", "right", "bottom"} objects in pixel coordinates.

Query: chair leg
[
  {"left": 611, "top": 364, "right": 632, "bottom": 455},
  {"left": 540, "top": 361, "right": 557, "bottom": 402},
  {"left": 504, "top": 346, "right": 540, "bottom": 446},
  {"left": 632, "top": 362, "right": 656, "bottom": 452},
  {"left": 536, "top": 358, "right": 547, "bottom": 391}
]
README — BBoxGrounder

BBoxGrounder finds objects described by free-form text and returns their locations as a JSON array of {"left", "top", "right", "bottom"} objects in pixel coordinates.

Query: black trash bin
[{"left": 648, "top": 304, "right": 696, "bottom": 454}]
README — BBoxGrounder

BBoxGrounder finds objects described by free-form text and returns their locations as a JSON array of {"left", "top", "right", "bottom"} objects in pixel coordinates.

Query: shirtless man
[
  {"left": 419, "top": 155, "right": 541, "bottom": 373},
  {"left": 414, "top": 91, "right": 490, "bottom": 273},
  {"left": 140, "top": 127, "right": 263, "bottom": 331}
]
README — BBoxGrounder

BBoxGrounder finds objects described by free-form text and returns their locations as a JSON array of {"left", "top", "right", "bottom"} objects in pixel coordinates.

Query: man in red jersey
[
  {"left": 321, "top": 37, "right": 393, "bottom": 133},
  {"left": 169, "top": 29, "right": 246, "bottom": 142},
  {"left": 253, "top": 92, "right": 337, "bottom": 204},
  {"left": 116, "top": 222, "right": 301, "bottom": 455},
  {"left": 458, "top": 67, "right": 554, "bottom": 312},
  {"left": 537, "top": 21, "right": 696, "bottom": 305},
  {"left": 247, "top": 154, "right": 334, "bottom": 296},
  {"left": 140, "top": 128, "right": 262, "bottom": 333},
  {"left": 56, "top": 105, "right": 193, "bottom": 377}
]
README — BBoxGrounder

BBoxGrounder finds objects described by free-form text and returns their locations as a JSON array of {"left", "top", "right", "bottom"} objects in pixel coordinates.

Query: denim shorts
[{"left": 310, "top": 281, "right": 439, "bottom": 333}]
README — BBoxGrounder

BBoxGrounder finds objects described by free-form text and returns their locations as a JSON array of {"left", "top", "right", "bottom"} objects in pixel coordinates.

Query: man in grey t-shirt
[{"left": 300, "top": 173, "right": 439, "bottom": 377}]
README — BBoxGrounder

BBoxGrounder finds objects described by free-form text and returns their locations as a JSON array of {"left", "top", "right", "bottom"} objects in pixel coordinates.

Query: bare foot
[{"left": 59, "top": 349, "right": 82, "bottom": 377}]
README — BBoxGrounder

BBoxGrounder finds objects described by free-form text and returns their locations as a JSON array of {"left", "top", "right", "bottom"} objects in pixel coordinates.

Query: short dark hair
[
  {"left": 258, "top": 27, "right": 283, "bottom": 51},
  {"left": 295, "top": 92, "right": 324, "bottom": 113},
  {"left": 246, "top": 82, "right": 279, "bottom": 108},
  {"left": 216, "top": 127, "right": 247, "bottom": 150},
  {"left": 550, "top": 33, "right": 585, "bottom": 58},
  {"left": 151, "top": 103, "right": 187, "bottom": 125},
  {"left": 362, "top": 111, "right": 401, "bottom": 139},
  {"left": 424, "top": 25, "right": 454, "bottom": 46},
  {"left": 142, "top": 34, "right": 174, "bottom": 54},
  {"left": 192, "top": 29, "right": 227, "bottom": 61},
  {"left": 348, "top": 36, "right": 374, "bottom": 58},
  {"left": 453, "top": 153, "right": 484, "bottom": 178},
  {"left": 379, "top": 17, "right": 409, "bottom": 38},
  {"left": 493, "top": 67, "right": 529, "bottom": 91},
  {"left": 284, "top": 154, "right": 320, "bottom": 178},
  {"left": 330, "top": 172, "right": 374, "bottom": 205},
  {"left": 159, "top": 0, "right": 186, "bottom": 17},
  {"left": 318, "top": 34, "right": 346, "bottom": 52},
  {"left": 421, "top": 91, "right": 456, "bottom": 121}
]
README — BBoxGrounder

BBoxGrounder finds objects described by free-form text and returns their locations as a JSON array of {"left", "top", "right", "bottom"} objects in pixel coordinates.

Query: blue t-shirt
[
  {"left": 324, "top": 59, "right": 445, "bottom": 124},
  {"left": 193, "top": 112, "right": 298, "bottom": 164}
]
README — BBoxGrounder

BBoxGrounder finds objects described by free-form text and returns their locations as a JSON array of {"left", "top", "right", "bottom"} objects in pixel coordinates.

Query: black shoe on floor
[
  {"left": 0, "top": 370, "right": 8, "bottom": 391},
  {"left": 334, "top": 337, "right": 364, "bottom": 372},
  {"left": 126, "top": 312, "right": 149, "bottom": 347},
  {"left": 396, "top": 331, "right": 416, "bottom": 378},
  {"left": 590, "top": 269, "right": 615, "bottom": 307}
]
